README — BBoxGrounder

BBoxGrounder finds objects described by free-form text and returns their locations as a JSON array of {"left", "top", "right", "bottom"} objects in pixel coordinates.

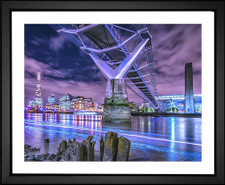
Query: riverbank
[
  {"left": 131, "top": 112, "right": 202, "bottom": 118},
  {"left": 25, "top": 132, "right": 131, "bottom": 162}
]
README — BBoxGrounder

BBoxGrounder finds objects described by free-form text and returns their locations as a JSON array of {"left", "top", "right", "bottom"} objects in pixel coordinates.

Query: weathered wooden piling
[
  {"left": 103, "top": 132, "right": 119, "bottom": 161},
  {"left": 57, "top": 140, "right": 67, "bottom": 153},
  {"left": 26, "top": 133, "right": 130, "bottom": 162},
  {"left": 44, "top": 138, "right": 49, "bottom": 144},
  {"left": 57, "top": 136, "right": 96, "bottom": 161},
  {"left": 117, "top": 136, "right": 131, "bottom": 161},
  {"left": 82, "top": 136, "right": 95, "bottom": 161},
  {"left": 100, "top": 132, "right": 131, "bottom": 161},
  {"left": 100, "top": 135, "right": 104, "bottom": 161},
  {"left": 71, "top": 142, "right": 84, "bottom": 161}
]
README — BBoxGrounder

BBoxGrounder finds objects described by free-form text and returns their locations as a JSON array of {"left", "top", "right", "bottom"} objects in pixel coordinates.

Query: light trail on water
[{"left": 25, "top": 122, "right": 202, "bottom": 147}]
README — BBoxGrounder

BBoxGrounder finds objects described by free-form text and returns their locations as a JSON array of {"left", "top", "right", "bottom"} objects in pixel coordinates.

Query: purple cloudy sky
[{"left": 25, "top": 24, "right": 201, "bottom": 106}]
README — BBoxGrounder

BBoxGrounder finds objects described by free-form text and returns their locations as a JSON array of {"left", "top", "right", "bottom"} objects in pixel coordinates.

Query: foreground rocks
[
  {"left": 25, "top": 136, "right": 96, "bottom": 162},
  {"left": 24, "top": 144, "right": 40, "bottom": 155},
  {"left": 24, "top": 132, "right": 130, "bottom": 162},
  {"left": 25, "top": 153, "right": 61, "bottom": 161},
  {"left": 24, "top": 145, "right": 57, "bottom": 161}
]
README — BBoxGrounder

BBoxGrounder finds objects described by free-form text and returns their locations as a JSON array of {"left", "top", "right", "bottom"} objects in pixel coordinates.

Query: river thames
[{"left": 24, "top": 113, "right": 201, "bottom": 161}]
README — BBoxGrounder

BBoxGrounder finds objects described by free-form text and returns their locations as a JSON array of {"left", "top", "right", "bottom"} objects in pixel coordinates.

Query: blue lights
[
  {"left": 156, "top": 94, "right": 202, "bottom": 113},
  {"left": 74, "top": 111, "right": 98, "bottom": 115},
  {"left": 24, "top": 106, "right": 30, "bottom": 111},
  {"left": 48, "top": 94, "right": 55, "bottom": 103},
  {"left": 170, "top": 117, "right": 176, "bottom": 141},
  {"left": 24, "top": 113, "right": 201, "bottom": 161}
]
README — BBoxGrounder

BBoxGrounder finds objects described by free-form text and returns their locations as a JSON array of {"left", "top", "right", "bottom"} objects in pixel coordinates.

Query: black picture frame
[{"left": 1, "top": 0, "right": 224, "bottom": 184}]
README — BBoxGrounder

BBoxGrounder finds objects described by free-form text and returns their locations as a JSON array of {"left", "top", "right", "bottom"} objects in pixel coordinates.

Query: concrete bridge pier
[
  {"left": 88, "top": 38, "right": 150, "bottom": 123},
  {"left": 103, "top": 79, "right": 131, "bottom": 123}
]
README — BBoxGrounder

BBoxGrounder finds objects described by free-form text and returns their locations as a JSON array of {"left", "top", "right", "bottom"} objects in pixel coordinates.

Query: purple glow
[{"left": 25, "top": 24, "right": 201, "bottom": 106}]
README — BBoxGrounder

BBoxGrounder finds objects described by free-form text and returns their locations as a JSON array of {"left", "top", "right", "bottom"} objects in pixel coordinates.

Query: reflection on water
[{"left": 24, "top": 113, "right": 201, "bottom": 161}]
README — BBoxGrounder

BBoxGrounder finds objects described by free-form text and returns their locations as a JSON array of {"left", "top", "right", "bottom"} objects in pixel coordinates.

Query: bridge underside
[
  {"left": 50, "top": 24, "right": 160, "bottom": 122},
  {"left": 74, "top": 24, "right": 158, "bottom": 108}
]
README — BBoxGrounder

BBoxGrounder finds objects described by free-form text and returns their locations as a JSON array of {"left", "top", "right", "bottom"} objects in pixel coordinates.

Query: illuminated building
[
  {"left": 185, "top": 63, "right": 195, "bottom": 113},
  {"left": 156, "top": 94, "right": 202, "bottom": 113},
  {"left": 48, "top": 94, "right": 55, "bottom": 103},
  {"left": 45, "top": 103, "right": 59, "bottom": 111},
  {"left": 45, "top": 94, "right": 58, "bottom": 110},
  {"left": 34, "top": 72, "right": 43, "bottom": 107},
  {"left": 139, "top": 101, "right": 154, "bottom": 112},
  {"left": 29, "top": 99, "right": 36, "bottom": 108},
  {"left": 194, "top": 94, "right": 202, "bottom": 113},
  {"left": 142, "top": 100, "right": 150, "bottom": 108},
  {"left": 129, "top": 102, "right": 136, "bottom": 111},
  {"left": 99, "top": 104, "right": 104, "bottom": 112},
  {"left": 28, "top": 72, "right": 42, "bottom": 108},
  {"left": 59, "top": 94, "right": 75, "bottom": 111},
  {"left": 85, "top": 98, "right": 93, "bottom": 108},
  {"left": 59, "top": 94, "right": 102, "bottom": 112},
  {"left": 73, "top": 99, "right": 85, "bottom": 110},
  {"left": 72, "top": 96, "right": 93, "bottom": 111},
  {"left": 89, "top": 102, "right": 98, "bottom": 111}
]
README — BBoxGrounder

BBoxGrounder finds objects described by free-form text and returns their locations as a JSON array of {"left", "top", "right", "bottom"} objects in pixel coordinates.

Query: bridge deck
[{"left": 50, "top": 24, "right": 159, "bottom": 108}]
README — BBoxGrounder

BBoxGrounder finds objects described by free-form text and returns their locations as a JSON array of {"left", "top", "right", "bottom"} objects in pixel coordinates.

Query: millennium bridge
[{"left": 50, "top": 24, "right": 160, "bottom": 123}]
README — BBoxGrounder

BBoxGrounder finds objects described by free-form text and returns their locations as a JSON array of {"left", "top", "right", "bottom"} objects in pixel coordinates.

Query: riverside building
[{"left": 59, "top": 94, "right": 96, "bottom": 112}]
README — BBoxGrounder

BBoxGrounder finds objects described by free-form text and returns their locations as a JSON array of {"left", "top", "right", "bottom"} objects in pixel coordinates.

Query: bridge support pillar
[
  {"left": 88, "top": 38, "right": 150, "bottom": 123},
  {"left": 103, "top": 79, "right": 131, "bottom": 123}
]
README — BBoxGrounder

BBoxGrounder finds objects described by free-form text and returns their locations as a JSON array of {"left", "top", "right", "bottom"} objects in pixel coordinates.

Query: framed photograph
[{"left": 1, "top": 0, "right": 224, "bottom": 184}]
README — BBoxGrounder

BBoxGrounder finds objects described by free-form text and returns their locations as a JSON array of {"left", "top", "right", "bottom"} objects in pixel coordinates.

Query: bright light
[{"left": 74, "top": 111, "right": 98, "bottom": 115}]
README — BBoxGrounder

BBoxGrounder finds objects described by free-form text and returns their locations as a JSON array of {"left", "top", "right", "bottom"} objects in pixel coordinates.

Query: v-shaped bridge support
[
  {"left": 87, "top": 38, "right": 150, "bottom": 123},
  {"left": 89, "top": 38, "right": 149, "bottom": 80}
]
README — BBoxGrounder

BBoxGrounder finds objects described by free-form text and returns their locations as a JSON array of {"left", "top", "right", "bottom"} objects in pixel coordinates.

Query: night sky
[{"left": 25, "top": 24, "right": 201, "bottom": 106}]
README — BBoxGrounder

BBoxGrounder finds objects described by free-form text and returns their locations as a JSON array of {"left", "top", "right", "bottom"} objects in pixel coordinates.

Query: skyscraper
[
  {"left": 35, "top": 72, "right": 43, "bottom": 107},
  {"left": 184, "top": 63, "right": 194, "bottom": 113}
]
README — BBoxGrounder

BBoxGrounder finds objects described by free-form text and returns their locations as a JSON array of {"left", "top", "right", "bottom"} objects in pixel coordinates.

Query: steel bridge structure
[{"left": 50, "top": 24, "right": 159, "bottom": 109}]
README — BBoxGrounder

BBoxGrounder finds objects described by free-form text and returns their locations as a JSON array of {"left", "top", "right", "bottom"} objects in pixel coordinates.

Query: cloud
[
  {"left": 25, "top": 56, "right": 106, "bottom": 105},
  {"left": 114, "top": 24, "right": 201, "bottom": 97},
  {"left": 25, "top": 76, "right": 106, "bottom": 106},
  {"left": 147, "top": 24, "right": 201, "bottom": 95},
  {"left": 26, "top": 35, "right": 69, "bottom": 61},
  {"left": 49, "top": 35, "right": 68, "bottom": 51},
  {"left": 25, "top": 57, "right": 73, "bottom": 79},
  {"left": 25, "top": 24, "right": 202, "bottom": 106}
]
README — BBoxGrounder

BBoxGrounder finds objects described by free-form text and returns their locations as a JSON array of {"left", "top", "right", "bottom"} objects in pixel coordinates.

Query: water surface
[{"left": 24, "top": 113, "right": 201, "bottom": 161}]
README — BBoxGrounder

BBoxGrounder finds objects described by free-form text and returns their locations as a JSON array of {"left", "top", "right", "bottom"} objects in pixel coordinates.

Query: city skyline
[
  {"left": 26, "top": 71, "right": 98, "bottom": 106},
  {"left": 26, "top": 71, "right": 201, "bottom": 113},
  {"left": 25, "top": 24, "right": 201, "bottom": 105}
]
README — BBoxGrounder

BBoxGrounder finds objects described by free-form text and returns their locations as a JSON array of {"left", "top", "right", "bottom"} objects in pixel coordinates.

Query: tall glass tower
[
  {"left": 35, "top": 72, "right": 43, "bottom": 107},
  {"left": 184, "top": 63, "right": 194, "bottom": 113}
]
